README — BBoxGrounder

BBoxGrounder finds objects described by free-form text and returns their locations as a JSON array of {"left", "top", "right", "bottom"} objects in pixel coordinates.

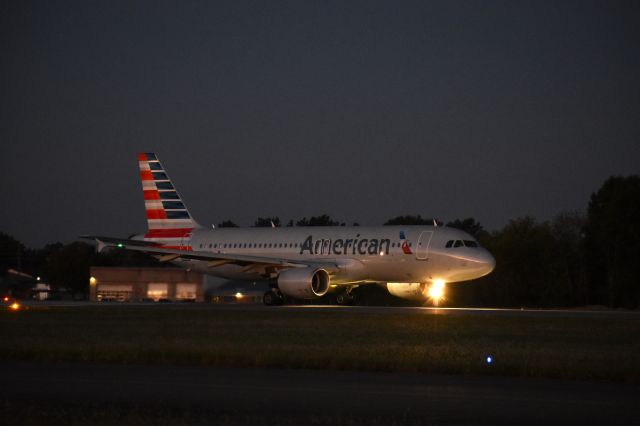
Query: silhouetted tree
[
  {"left": 476, "top": 217, "right": 572, "bottom": 307},
  {"left": 41, "top": 242, "right": 96, "bottom": 297},
  {"left": 296, "top": 215, "right": 340, "bottom": 226},
  {"left": 551, "top": 211, "right": 588, "bottom": 306},
  {"left": 0, "top": 232, "right": 27, "bottom": 277},
  {"left": 446, "top": 218, "right": 488, "bottom": 240},
  {"left": 384, "top": 215, "right": 442, "bottom": 226},
  {"left": 253, "top": 217, "right": 281, "bottom": 227},
  {"left": 217, "top": 220, "right": 239, "bottom": 228},
  {"left": 584, "top": 176, "right": 640, "bottom": 308}
]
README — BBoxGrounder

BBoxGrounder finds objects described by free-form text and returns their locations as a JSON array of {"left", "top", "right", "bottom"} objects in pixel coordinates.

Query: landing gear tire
[
  {"left": 336, "top": 292, "right": 356, "bottom": 306},
  {"left": 263, "top": 290, "right": 283, "bottom": 306}
]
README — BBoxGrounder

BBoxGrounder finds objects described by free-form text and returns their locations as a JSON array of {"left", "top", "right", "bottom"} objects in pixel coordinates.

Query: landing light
[
  {"left": 235, "top": 292, "right": 243, "bottom": 299},
  {"left": 10, "top": 302, "right": 20, "bottom": 311},
  {"left": 427, "top": 279, "right": 446, "bottom": 306}
]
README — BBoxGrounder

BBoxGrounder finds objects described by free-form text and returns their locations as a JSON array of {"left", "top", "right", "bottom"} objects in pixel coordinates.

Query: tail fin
[{"left": 138, "top": 153, "right": 200, "bottom": 247}]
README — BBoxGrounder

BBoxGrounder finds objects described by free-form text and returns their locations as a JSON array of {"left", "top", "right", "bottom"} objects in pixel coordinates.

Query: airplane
[{"left": 84, "top": 153, "right": 495, "bottom": 305}]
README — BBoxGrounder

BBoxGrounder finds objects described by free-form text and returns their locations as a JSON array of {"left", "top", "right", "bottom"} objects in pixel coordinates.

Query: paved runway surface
[
  {"left": 1, "top": 361, "right": 637, "bottom": 425},
  {"left": 18, "top": 300, "right": 640, "bottom": 319}
]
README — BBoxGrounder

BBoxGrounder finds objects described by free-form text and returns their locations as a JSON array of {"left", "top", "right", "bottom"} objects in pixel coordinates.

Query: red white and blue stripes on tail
[{"left": 138, "top": 153, "right": 199, "bottom": 250}]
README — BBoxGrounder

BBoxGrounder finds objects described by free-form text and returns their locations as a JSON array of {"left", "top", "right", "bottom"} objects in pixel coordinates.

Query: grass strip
[{"left": 0, "top": 306, "right": 638, "bottom": 382}]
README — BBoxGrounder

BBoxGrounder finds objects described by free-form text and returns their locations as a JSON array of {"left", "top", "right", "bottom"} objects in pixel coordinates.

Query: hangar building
[{"left": 89, "top": 267, "right": 205, "bottom": 302}]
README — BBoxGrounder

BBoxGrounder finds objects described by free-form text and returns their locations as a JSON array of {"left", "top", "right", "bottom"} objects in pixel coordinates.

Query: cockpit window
[{"left": 446, "top": 239, "right": 480, "bottom": 248}]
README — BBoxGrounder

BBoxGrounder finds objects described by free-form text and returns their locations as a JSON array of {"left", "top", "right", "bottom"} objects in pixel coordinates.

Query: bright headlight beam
[{"left": 426, "top": 279, "right": 446, "bottom": 306}]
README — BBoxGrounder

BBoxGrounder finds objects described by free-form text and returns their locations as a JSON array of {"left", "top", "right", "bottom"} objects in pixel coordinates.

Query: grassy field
[{"left": 0, "top": 305, "right": 638, "bottom": 383}]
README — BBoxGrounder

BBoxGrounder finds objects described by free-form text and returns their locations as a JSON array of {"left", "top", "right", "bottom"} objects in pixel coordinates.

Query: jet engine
[
  {"left": 277, "top": 268, "right": 330, "bottom": 299},
  {"left": 386, "top": 282, "right": 426, "bottom": 301},
  {"left": 386, "top": 281, "right": 446, "bottom": 304}
]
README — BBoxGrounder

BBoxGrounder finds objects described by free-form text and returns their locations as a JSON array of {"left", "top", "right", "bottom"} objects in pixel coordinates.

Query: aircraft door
[{"left": 416, "top": 231, "right": 433, "bottom": 260}]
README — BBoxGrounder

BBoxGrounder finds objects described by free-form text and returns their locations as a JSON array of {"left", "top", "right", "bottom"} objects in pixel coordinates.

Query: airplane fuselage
[{"left": 170, "top": 225, "right": 494, "bottom": 285}]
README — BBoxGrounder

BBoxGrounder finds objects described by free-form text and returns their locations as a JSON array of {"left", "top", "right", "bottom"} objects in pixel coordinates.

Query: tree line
[{"left": 1, "top": 176, "right": 638, "bottom": 308}]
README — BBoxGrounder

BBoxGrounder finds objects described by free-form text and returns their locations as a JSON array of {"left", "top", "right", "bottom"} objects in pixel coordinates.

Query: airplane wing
[{"left": 81, "top": 236, "right": 341, "bottom": 275}]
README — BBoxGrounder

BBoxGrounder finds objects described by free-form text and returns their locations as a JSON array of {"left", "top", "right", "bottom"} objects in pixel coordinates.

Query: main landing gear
[
  {"left": 263, "top": 290, "right": 284, "bottom": 306},
  {"left": 335, "top": 287, "right": 357, "bottom": 306}
]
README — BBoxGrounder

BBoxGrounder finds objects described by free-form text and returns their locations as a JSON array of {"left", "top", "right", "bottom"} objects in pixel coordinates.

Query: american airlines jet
[{"left": 85, "top": 153, "right": 495, "bottom": 305}]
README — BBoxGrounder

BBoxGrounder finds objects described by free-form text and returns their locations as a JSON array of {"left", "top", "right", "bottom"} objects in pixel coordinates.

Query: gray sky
[{"left": 2, "top": 0, "right": 639, "bottom": 248}]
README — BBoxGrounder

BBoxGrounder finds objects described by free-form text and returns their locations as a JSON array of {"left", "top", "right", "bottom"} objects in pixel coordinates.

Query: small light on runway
[{"left": 485, "top": 355, "right": 493, "bottom": 364}]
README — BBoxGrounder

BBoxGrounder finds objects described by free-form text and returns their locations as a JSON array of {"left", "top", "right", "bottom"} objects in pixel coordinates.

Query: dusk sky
[{"left": 2, "top": 1, "right": 639, "bottom": 248}]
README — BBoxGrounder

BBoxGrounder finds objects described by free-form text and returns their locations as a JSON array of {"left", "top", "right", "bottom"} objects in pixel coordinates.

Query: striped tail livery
[{"left": 138, "top": 152, "right": 200, "bottom": 250}]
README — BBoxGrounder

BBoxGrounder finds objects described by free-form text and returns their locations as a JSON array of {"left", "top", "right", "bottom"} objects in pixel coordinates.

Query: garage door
[
  {"left": 147, "top": 283, "right": 168, "bottom": 301},
  {"left": 97, "top": 284, "right": 133, "bottom": 302},
  {"left": 176, "top": 283, "right": 197, "bottom": 301}
]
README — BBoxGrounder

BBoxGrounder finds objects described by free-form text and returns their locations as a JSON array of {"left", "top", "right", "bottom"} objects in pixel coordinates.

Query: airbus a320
[{"left": 84, "top": 153, "right": 495, "bottom": 305}]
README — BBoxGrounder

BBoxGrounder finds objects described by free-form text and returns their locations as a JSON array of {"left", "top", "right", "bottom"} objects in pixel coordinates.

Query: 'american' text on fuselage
[{"left": 299, "top": 235, "right": 392, "bottom": 256}]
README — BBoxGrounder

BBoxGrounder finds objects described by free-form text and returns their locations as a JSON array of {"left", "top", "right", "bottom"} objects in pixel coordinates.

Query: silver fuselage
[{"left": 172, "top": 225, "right": 495, "bottom": 285}]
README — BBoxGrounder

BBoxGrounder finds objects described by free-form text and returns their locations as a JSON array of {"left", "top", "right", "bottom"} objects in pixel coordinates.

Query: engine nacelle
[
  {"left": 278, "top": 268, "right": 330, "bottom": 299},
  {"left": 386, "top": 282, "right": 427, "bottom": 301}
]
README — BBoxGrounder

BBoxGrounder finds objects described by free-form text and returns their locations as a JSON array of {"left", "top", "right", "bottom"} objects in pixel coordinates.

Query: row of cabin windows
[
  {"left": 197, "top": 242, "right": 413, "bottom": 250},
  {"left": 445, "top": 240, "right": 479, "bottom": 248}
]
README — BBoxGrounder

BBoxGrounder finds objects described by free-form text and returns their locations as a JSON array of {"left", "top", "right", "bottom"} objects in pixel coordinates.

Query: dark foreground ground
[
  {"left": 1, "top": 361, "right": 638, "bottom": 425},
  {"left": 3, "top": 304, "right": 639, "bottom": 382},
  {"left": 1, "top": 304, "right": 639, "bottom": 424}
]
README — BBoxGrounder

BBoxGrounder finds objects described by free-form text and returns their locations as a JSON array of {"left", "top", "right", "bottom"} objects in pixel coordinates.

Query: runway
[
  {"left": 17, "top": 300, "right": 640, "bottom": 319},
  {"left": 1, "top": 361, "right": 637, "bottom": 425}
]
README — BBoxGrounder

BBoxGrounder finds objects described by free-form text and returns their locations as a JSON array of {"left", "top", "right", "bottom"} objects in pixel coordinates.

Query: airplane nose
[{"left": 481, "top": 250, "right": 496, "bottom": 275}]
